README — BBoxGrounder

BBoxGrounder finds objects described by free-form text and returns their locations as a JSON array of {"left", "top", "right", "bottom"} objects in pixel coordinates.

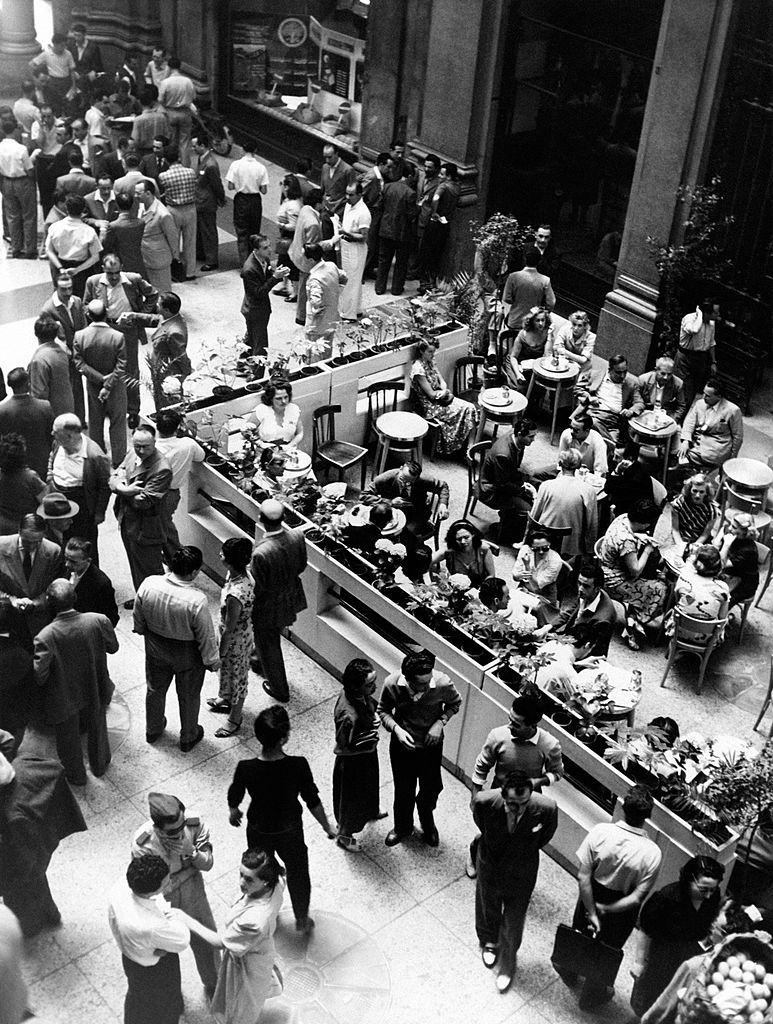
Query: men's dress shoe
[
  {"left": 180, "top": 725, "right": 204, "bottom": 752},
  {"left": 481, "top": 945, "right": 498, "bottom": 969},
  {"left": 185, "top": 275, "right": 198, "bottom": 281},
  {"left": 123, "top": 599, "right": 135, "bottom": 610},
  {"left": 422, "top": 826, "right": 440, "bottom": 847},
  {"left": 384, "top": 829, "right": 411, "bottom": 847},
  {"left": 579, "top": 987, "right": 614, "bottom": 1011},
  {"left": 146, "top": 717, "right": 166, "bottom": 744},
  {"left": 200, "top": 263, "right": 219, "bottom": 271},
  {"left": 496, "top": 973, "right": 513, "bottom": 994},
  {"left": 295, "top": 916, "right": 314, "bottom": 933},
  {"left": 262, "top": 681, "right": 288, "bottom": 703},
  {"left": 66, "top": 774, "right": 87, "bottom": 787}
]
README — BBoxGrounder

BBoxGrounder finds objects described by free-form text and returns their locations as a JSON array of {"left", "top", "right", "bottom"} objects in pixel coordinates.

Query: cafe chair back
[
  {"left": 365, "top": 380, "right": 406, "bottom": 449},
  {"left": 752, "top": 655, "right": 773, "bottom": 738},
  {"left": 312, "top": 404, "right": 368, "bottom": 488},
  {"left": 659, "top": 609, "right": 728, "bottom": 694},
  {"left": 525, "top": 514, "right": 572, "bottom": 555},
  {"left": 464, "top": 440, "right": 492, "bottom": 519},
  {"left": 754, "top": 535, "right": 773, "bottom": 608},
  {"left": 452, "top": 355, "right": 485, "bottom": 404}
]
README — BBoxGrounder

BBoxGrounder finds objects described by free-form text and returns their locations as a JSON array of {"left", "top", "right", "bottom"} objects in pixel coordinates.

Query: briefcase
[{"left": 550, "top": 923, "right": 623, "bottom": 987}]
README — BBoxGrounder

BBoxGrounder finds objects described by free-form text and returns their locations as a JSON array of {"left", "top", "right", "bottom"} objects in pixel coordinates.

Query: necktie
[
  {"left": 22, "top": 547, "right": 32, "bottom": 581},
  {"left": 60, "top": 304, "right": 72, "bottom": 332}
]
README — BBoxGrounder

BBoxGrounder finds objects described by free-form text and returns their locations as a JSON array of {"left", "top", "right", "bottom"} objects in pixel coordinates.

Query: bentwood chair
[
  {"left": 464, "top": 440, "right": 492, "bottom": 519},
  {"left": 452, "top": 356, "right": 485, "bottom": 404},
  {"left": 659, "top": 609, "right": 728, "bottom": 694},
  {"left": 365, "top": 381, "right": 406, "bottom": 452},
  {"left": 312, "top": 404, "right": 368, "bottom": 488}
]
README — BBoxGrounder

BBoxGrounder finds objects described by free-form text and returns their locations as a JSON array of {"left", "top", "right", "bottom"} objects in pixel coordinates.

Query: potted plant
[
  {"left": 306, "top": 493, "right": 349, "bottom": 549},
  {"left": 288, "top": 332, "right": 328, "bottom": 376},
  {"left": 187, "top": 335, "right": 247, "bottom": 399},
  {"left": 346, "top": 322, "right": 368, "bottom": 361},
  {"left": 198, "top": 407, "right": 229, "bottom": 466},
  {"left": 329, "top": 322, "right": 350, "bottom": 366},
  {"left": 283, "top": 478, "right": 323, "bottom": 520}
]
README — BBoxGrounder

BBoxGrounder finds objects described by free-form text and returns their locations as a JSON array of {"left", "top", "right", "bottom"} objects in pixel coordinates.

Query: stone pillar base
[{"left": 596, "top": 274, "right": 659, "bottom": 374}]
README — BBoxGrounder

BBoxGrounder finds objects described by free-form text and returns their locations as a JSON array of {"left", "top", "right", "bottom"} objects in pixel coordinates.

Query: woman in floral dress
[
  {"left": 208, "top": 537, "right": 254, "bottom": 737},
  {"left": 410, "top": 338, "right": 478, "bottom": 455}
]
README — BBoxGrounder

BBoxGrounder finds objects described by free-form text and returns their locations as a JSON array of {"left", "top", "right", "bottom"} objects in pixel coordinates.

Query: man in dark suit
[
  {"left": 473, "top": 771, "right": 558, "bottom": 993},
  {"left": 250, "top": 500, "right": 307, "bottom": 703},
  {"left": 0, "top": 368, "right": 54, "bottom": 478},
  {"left": 0, "top": 514, "right": 61, "bottom": 646},
  {"left": 363, "top": 459, "right": 448, "bottom": 542},
  {"left": 139, "top": 136, "right": 170, "bottom": 195},
  {"left": 73, "top": 299, "right": 128, "bottom": 467},
  {"left": 193, "top": 133, "right": 225, "bottom": 271},
  {"left": 0, "top": 597, "right": 35, "bottom": 742},
  {"left": 102, "top": 192, "right": 147, "bottom": 276},
  {"left": 637, "top": 357, "right": 687, "bottom": 423},
  {"left": 84, "top": 253, "right": 158, "bottom": 424},
  {"left": 547, "top": 558, "right": 617, "bottom": 660},
  {"left": 240, "top": 234, "right": 290, "bottom": 355},
  {"left": 375, "top": 164, "right": 417, "bottom": 295},
  {"left": 28, "top": 315, "right": 75, "bottom": 419},
  {"left": 321, "top": 144, "right": 356, "bottom": 217},
  {"left": 110, "top": 426, "right": 172, "bottom": 597},
  {"left": 68, "top": 24, "right": 104, "bottom": 90},
  {"left": 479, "top": 419, "right": 538, "bottom": 543},
  {"left": 64, "top": 537, "right": 119, "bottom": 625},
  {"left": 146, "top": 292, "right": 192, "bottom": 405},
  {"left": 84, "top": 174, "right": 119, "bottom": 232},
  {"left": 361, "top": 151, "right": 389, "bottom": 276},
  {"left": 47, "top": 413, "right": 111, "bottom": 561},
  {"left": 95, "top": 137, "right": 130, "bottom": 182},
  {"left": 55, "top": 150, "right": 97, "bottom": 198},
  {"left": 34, "top": 579, "right": 117, "bottom": 785},
  {"left": 40, "top": 272, "right": 87, "bottom": 424}
]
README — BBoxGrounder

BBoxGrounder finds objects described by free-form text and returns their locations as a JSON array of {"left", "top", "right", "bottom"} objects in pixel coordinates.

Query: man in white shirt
[
  {"left": 338, "top": 181, "right": 371, "bottom": 321},
  {"left": 109, "top": 854, "right": 190, "bottom": 1024},
  {"left": 49, "top": 412, "right": 111, "bottom": 561},
  {"left": 12, "top": 80, "right": 40, "bottom": 136},
  {"left": 0, "top": 120, "right": 37, "bottom": 259},
  {"left": 133, "top": 545, "right": 219, "bottom": 752},
  {"left": 558, "top": 413, "right": 608, "bottom": 475},
  {"left": 84, "top": 93, "right": 111, "bottom": 151},
  {"left": 158, "top": 58, "right": 196, "bottom": 167},
  {"left": 155, "top": 409, "right": 204, "bottom": 559},
  {"left": 675, "top": 299, "right": 719, "bottom": 409},
  {"left": 558, "top": 785, "right": 661, "bottom": 1010},
  {"left": 144, "top": 48, "right": 171, "bottom": 89},
  {"left": 45, "top": 194, "right": 102, "bottom": 297},
  {"left": 226, "top": 139, "right": 269, "bottom": 264}
]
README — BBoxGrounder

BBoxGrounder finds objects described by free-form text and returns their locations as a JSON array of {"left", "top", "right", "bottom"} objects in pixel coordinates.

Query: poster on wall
[{"left": 230, "top": 10, "right": 317, "bottom": 96}]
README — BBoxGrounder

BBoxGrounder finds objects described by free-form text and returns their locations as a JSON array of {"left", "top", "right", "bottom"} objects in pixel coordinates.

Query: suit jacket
[
  {"left": 363, "top": 469, "right": 449, "bottom": 525},
  {"left": 251, "top": 529, "right": 307, "bottom": 627},
  {"left": 473, "top": 790, "right": 558, "bottom": 895},
  {"left": 95, "top": 150, "right": 126, "bottom": 181},
  {"left": 321, "top": 158, "right": 356, "bottom": 216},
  {"left": 54, "top": 170, "right": 97, "bottom": 198},
  {"left": 576, "top": 367, "right": 644, "bottom": 415},
  {"left": 73, "top": 322, "right": 127, "bottom": 396},
  {"left": 195, "top": 152, "right": 225, "bottom": 212},
  {"left": 28, "top": 342, "right": 75, "bottom": 418},
  {"left": 48, "top": 142, "right": 81, "bottom": 183},
  {"left": 139, "top": 153, "right": 170, "bottom": 187},
  {"left": 149, "top": 314, "right": 191, "bottom": 378},
  {"left": 637, "top": 371, "right": 687, "bottom": 423},
  {"left": 40, "top": 295, "right": 86, "bottom": 354},
  {"left": 0, "top": 535, "right": 61, "bottom": 639},
  {"left": 113, "top": 448, "right": 172, "bottom": 544},
  {"left": 558, "top": 588, "right": 617, "bottom": 658},
  {"left": 240, "top": 252, "right": 280, "bottom": 319},
  {"left": 72, "top": 562, "right": 119, "bottom": 626},
  {"left": 0, "top": 633, "right": 35, "bottom": 733},
  {"left": 84, "top": 271, "right": 158, "bottom": 317},
  {"left": 34, "top": 609, "right": 117, "bottom": 726},
  {"left": 84, "top": 191, "right": 119, "bottom": 227},
  {"left": 48, "top": 437, "right": 111, "bottom": 519},
  {"left": 0, "top": 395, "right": 54, "bottom": 478},
  {"left": 530, "top": 474, "right": 598, "bottom": 558},
  {"left": 101, "top": 216, "right": 146, "bottom": 275},
  {"left": 68, "top": 39, "right": 103, "bottom": 79},
  {"left": 113, "top": 169, "right": 154, "bottom": 199},
  {"left": 140, "top": 200, "right": 178, "bottom": 269},
  {"left": 379, "top": 180, "right": 417, "bottom": 242},
  {"left": 479, "top": 434, "right": 531, "bottom": 508}
]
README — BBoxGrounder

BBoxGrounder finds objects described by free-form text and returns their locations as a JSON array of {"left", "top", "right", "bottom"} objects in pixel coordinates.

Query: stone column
[
  {"left": 0, "top": 0, "right": 41, "bottom": 88},
  {"left": 596, "top": 0, "right": 737, "bottom": 372}
]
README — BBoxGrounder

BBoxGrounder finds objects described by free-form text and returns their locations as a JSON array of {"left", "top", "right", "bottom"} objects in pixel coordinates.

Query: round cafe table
[
  {"left": 475, "top": 386, "right": 528, "bottom": 442},
  {"left": 576, "top": 664, "right": 641, "bottom": 730},
  {"left": 374, "top": 411, "right": 428, "bottom": 475},
  {"left": 524, "top": 359, "right": 580, "bottom": 445},
  {"left": 628, "top": 412, "right": 680, "bottom": 484},
  {"left": 720, "top": 457, "right": 773, "bottom": 513}
]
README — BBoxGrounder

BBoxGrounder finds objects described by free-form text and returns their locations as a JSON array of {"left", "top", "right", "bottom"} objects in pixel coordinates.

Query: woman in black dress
[
  {"left": 631, "top": 854, "right": 724, "bottom": 1017},
  {"left": 716, "top": 512, "right": 760, "bottom": 603}
]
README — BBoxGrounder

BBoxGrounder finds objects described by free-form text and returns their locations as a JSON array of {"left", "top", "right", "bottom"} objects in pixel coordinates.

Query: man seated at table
[
  {"left": 478, "top": 419, "right": 537, "bottom": 544},
  {"left": 363, "top": 459, "right": 449, "bottom": 542},
  {"left": 637, "top": 356, "right": 687, "bottom": 423},
  {"left": 511, "top": 532, "right": 566, "bottom": 623},
  {"left": 535, "top": 558, "right": 616, "bottom": 661},
  {"left": 557, "top": 413, "right": 607, "bottom": 476},
  {"left": 573, "top": 354, "right": 644, "bottom": 446},
  {"left": 478, "top": 576, "right": 541, "bottom": 627},
  {"left": 677, "top": 377, "right": 743, "bottom": 476}
]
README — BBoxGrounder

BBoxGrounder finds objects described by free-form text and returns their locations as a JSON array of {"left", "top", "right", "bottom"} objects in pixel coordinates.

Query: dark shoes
[
  {"left": 180, "top": 725, "right": 204, "bottom": 752},
  {"left": 262, "top": 681, "right": 288, "bottom": 703},
  {"left": 146, "top": 717, "right": 166, "bottom": 744},
  {"left": 206, "top": 698, "right": 231, "bottom": 714},
  {"left": 295, "top": 916, "right": 315, "bottom": 934},
  {"left": 200, "top": 263, "right": 219, "bottom": 271},
  {"left": 384, "top": 829, "right": 412, "bottom": 847},
  {"left": 421, "top": 817, "right": 439, "bottom": 846}
]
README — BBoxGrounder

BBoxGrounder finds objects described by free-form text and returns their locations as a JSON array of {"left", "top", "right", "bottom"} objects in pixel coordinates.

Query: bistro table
[
  {"left": 475, "top": 386, "right": 528, "bottom": 442},
  {"left": 374, "top": 410, "right": 428, "bottom": 475},
  {"left": 720, "top": 457, "right": 773, "bottom": 514},
  {"left": 524, "top": 358, "right": 580, "bottom": 445},
  {"left": 628, "top": 410, "right": 680, "bottom": 484},
  {"left": 576, "top": 663, "right": 642, "bottom": 731}
]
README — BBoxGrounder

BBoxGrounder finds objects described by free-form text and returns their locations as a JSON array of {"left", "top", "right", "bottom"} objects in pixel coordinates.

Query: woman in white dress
[
  {"left": 252, "top": 379, "right": 303, "bottom": 451},
  {"left": 336, "top": 181, "right": 372, "bottom": 321},
  {"left": 178, "top": 848, "right": 286, "bottom": 1024}
]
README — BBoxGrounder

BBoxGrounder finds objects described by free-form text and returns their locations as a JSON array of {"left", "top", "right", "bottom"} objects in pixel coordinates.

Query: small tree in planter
[{"left": 289, "top": 332, "right": 329, "bottom": 373}]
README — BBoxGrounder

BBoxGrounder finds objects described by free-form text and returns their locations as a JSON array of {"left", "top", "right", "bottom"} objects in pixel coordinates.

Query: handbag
[
  {"left": 550, "top": 923, "right": 623, "bottom": 987},
  {"left": 432, "top": 390, "right": 454, "bottom": 406}
]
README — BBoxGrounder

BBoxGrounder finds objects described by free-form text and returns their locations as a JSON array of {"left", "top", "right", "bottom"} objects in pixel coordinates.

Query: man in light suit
[
  {"left": 135, "top": 180, "right": 178, "bottom": 293},
  {"left": 637, "top": 357, "right": 687, "bottom": 423},
  {"left": 473, "top": 771, "right": 558, "bottom": 993},
  {"left": 304, "top": 243, "right": 347, "bottom": 347},
  {"left": 28, "top": 315, "right": 75, "bottom": 418},
  {"left": 240, "top": 234, "right": 289, "bottom": 355},
  {"left": 0, "top": 514, "right": 61, "bottom": 646},
  {"left": 34, "top": 579, "right": 117, "bottom": 785},
  {"left": 40, "top": 272, "right": 87, "bottom": 424},
  {"left": 0, "top": 368, "right": 54, "bottom": 478},
  {"left": 250, "top": 500, "right": 307, "bottom": 703},
  {"left": 110, "top": 426, "right": 172, "bottom": 598},
  {"left": 73, "top": 299, "right": 128, "bottom": 466},
  {"left": 47, "top": 413, "right": 111, "bottom": 561}
]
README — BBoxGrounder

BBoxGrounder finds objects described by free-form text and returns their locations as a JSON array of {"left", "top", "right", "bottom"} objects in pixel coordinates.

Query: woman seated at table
[
  {"left": 431, "top": 519, "right": 495, "bottom": 587},
  {"left": 410, "top": 338, "right": 478, "bottom": 456},
  {"left": 666, "top": 544, "right": 730, "bottom": 642},
  {"left": 512, "top": 532, "right": 564, "bottom": 620},
  {"left": 598, "top": 497, "right": 667, "bottom": 649},
  {"left": 715, "top": 512, "right": 760, "bottom": 605},
  {"left": 252, "top": 379, "right": 303, "bottom": 451},
  {"left": 505, "top": 307, "right": 551, "bottom": 386},
  {"left": 252, "top": 448, "right": 287, "bottom": 499},
  {"left": 671, "top": 473, "right": 719, "bottom": 556},
  {"left": 544, "top": 309, "right": 596, "bottom": 380}
]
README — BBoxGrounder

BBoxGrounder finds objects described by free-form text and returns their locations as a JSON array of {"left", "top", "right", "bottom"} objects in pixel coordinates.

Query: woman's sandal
[
  {"left": 214, "top": 722, "right": 241, "bottom": 737},
  {"left": 207, "top": 698, "right": 231, "bottom": 714}
]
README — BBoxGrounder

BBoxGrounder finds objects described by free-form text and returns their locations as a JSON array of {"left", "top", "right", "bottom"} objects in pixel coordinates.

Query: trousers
[
  {"left": 164, "top": 108, "right": 193, "bottom": 166},
  {"left": 252, "top": 623, "right": 289, "bottom": 701},
  {"left": 475, "top": 863, "right": 538, "bottom": 974},
  {"left": 196, "top": 208, "right": 219, "bottom": 265},
  {"left": 166, "top": 870, "right": 220, "bottom": 990},
  {"left": 246, "top": 824, "right": 310, "bottom": 921},
  {"left": 87, "top": 381, "right": 128, "bottom": 467},
  {"left": 243, "top": 309, "right": 270, "bottom": 355},
  {"left": 144, "top": 634, "right": 205, "bottom": 744},
  {"left": 169, "top": 203, "right": 197, "bottom": 277},
  {"left": 54, "top": 704, "right": 111, "bottom": 783},
  {"left": 389, "top": 733, "right": 443, "bottom": 835},
  {"left": 122, "top": 953, "right": 183, "bottom": 1024},
  {"left": 375, "top": 236, "right": 410, "bottom": 295},
  {"left": 120, "top": 520, "right": 164, "bottom": 592},
  {"left": 161, "top": 488, "right": 181, "bottom": 562},
  {"left": 0, "top": 176, "right": 37, "bottom": 255},
  {"left": 233, "top": 192, "right": 263, "bottom": 265},
  {"left": 674, "top": 348, "right": 713, "bottom": 411}
]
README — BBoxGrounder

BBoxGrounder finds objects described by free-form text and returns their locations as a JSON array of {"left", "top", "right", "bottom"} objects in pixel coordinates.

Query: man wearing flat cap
[
  {"left": 250, "top": 499, "right": 307, "bottom": 703},
  {"left": 131, "top": 791, "right": 219, "bottom": 997}
]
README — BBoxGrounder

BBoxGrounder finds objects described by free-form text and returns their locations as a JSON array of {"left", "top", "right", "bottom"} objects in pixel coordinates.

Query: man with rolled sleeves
[{"left": 131, "top": 791, "right": 220, "bottom": 996}]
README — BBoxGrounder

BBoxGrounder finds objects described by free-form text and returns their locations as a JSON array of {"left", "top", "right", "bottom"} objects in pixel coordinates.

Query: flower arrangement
[
  {"left": 289, "top": 331, "right": 329, "bottom": 368},
  {"left": 282, "top": 478, "right": 323, "bottom": 519},
  {"left": 309, "top": 492, "right": 348, "bottom": 544},
  {"left": 230, "top": 422, "right": 261, "bottom": 478},
  {"left": 187, "top": 335, "right": 249, "bottom": 392},
  {"left": 372, "top": 538, "right": 407, "bottom": 586}
]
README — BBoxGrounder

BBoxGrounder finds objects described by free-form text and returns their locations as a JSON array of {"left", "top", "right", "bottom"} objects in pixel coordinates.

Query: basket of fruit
[{"left": 677, "top": 935, "right": 773, "bottom": 1023}]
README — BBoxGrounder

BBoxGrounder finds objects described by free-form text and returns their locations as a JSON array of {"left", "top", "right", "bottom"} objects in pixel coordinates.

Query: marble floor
[{"left": 1, "top": 138, "right": 772, "bottom": 1024}]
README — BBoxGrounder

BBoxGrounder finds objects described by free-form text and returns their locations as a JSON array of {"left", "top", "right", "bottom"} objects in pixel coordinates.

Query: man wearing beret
[{"left": 130, "top": 791, "right": 219, "bottom": 997}]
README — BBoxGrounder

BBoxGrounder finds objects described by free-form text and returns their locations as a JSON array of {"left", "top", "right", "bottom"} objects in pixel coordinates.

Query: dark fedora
[{"left": 38, "top": 492, "right": 79, "bottom": 520}]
